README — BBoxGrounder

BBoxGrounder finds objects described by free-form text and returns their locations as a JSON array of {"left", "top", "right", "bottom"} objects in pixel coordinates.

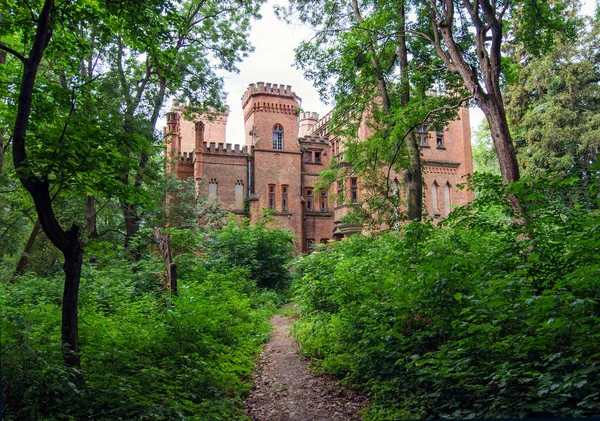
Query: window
[
  {"left": 273, "top": 124, "right": 283, "bottom": 150},
  {"left": 321, "top": 192, "right": 327, "bottom": 211},
  {"left": 208, "top": 178, "right": 218, "bottom": 204},
  {"left": 315, "top": 151, "right": 321, "bottom": 163},
  {"left": 337, "top": 181, "right": 343, "bottom": 195},
  {"left": 282, "top": 185, "right": 288, "bottom": 211},
  {"left": 307, "top": 239, "right": 315, "bottom": 252},
  {"left": 269, "top": 184, "right": 275, "bottom": 209},
  {"left": 350, "top": 177, "right": 358, "bottom": 203},
  {"left": 432, "top": 182, "right": 440, "bottom": 215},
  {"left": 306, "top": 189, "right": 313, "bottom": 210},
  {"left": 235, "top": 181, "right": 244, "bottom": 210},
  {"left": 417, "top": 126, "right": 428, "bottom": 146},
  {"left": 436, "top": 130, "right": 444, "bottom": 148},
  {"left": 304, "top": 151, "right": 312, "bottom": 162},
  {"left": 444, "top": 182, "right": 451, "bottom": 216}
]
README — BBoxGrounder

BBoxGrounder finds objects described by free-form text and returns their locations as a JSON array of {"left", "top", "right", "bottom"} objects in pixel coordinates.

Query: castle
[{"left": 165, "top": 82, "right": 474, "bottom": 252}]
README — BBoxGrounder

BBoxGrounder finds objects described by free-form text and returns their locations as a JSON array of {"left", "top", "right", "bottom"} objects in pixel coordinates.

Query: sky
[{"left": 212, "top": 0, "right": 597, "bottom": 145}]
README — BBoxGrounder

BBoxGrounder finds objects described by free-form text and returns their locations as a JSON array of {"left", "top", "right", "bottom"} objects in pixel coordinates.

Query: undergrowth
[{"left": 291, "top": 174, "right": 600, "bottom": 419}]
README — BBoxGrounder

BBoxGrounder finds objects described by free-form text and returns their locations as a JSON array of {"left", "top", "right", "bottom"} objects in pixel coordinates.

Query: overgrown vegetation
[
  {"left": 291, "top": 173, "right": 600, "bottom": 420},
  {"left": 1, "top": 221, "right": 294, "bottom": 420}
]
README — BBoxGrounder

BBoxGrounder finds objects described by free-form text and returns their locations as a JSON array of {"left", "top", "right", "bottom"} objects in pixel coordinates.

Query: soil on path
[{"left": 244, "top": 311, "right": 368, "bottom": 421}]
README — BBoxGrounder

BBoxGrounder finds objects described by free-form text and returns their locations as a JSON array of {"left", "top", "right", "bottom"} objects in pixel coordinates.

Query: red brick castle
[{"left": 165, "top": 82, "right": 474, "bottom": 252}]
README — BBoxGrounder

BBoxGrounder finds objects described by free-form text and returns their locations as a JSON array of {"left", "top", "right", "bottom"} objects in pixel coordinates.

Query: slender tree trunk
[
  {"left": 14, "top": 218, "right": 42, "bottom": 277},
  {"left": 0, "top": 41, "right": 6, "bottom": 174},
  {"left": 398, "top": 0, "right": 422, "bottom": 221},
  {"left": 11, "top": 0, "right": 83, "bottom": 367},
  {"left": 86, "top": 195, "right": 98, "bottom": 239},
  {"left": 62, "top": 225, "right": 83, "bottom": 367}
]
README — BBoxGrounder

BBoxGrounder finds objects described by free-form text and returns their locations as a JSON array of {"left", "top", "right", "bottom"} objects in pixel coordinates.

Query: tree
[
  {"left": 108, "top": 0, "right": 263, "bottom": 254},
  {"left": 416, "top": 0, "right": 577, "bottom": 197},
  {"left": 506, "top": 15, "right": 600, "bottom": 200},
  {"left": 280, "top": 0, "right": 466, "bottom": 223},
  {"left": 1, "top": 0, "right": 264, "bottom": 365}
]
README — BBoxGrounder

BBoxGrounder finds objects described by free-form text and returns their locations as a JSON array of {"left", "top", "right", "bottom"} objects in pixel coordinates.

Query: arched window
[
  {"left": 431, "top": 181, "right": 440, "bottom": 216},
  {"left": 444, "top": 182, "right": 451, "bottom": 216},
  {"left": 273, "top": 124, "right": 283, "bottom": 150}
]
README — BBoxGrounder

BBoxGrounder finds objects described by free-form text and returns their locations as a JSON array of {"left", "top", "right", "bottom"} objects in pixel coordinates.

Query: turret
[{"left": 299, "top": 111, "right": 320, "bottom": 137}]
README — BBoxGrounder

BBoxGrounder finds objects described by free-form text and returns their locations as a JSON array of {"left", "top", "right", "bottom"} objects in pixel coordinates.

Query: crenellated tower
[{"left": 242, "top": 82, "right": 301, "bottom": 152}]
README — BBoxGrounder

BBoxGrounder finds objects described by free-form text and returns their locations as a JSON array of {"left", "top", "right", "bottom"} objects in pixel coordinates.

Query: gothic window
[
  {"left": 321, "top": 192, "right": 327, "bottom": 211},
  {"left": 432, "top": 181, "right": 440, "bottom": 215},
  {"left": 306, "top": 189, "right": 313, "bottom": 210},
  {"left": 315, "top": 151, "right": 321, "bottom": 163},
  {"left": 305, "top": 151, "right": 312, "bottom": 162},
  {"left": 235, "top": 181, "right": 244, "bottom": 210},
  {"left": 350, "top": 177, "right": 358, "bottom": 203},
  {"left": 436, "top": 130, "right": 444, "bottom": 148},
  {"left": 273, "top": 124, "right": 283, "bottom": 150},
  {"left": 269, "top": 184, "right": 276, "bottom": 209},
  {"left": 282, "top": 185, "right": 288, "bottom": 211},
  {"left": 444, "top": 182, "right": 451, "bottom": 216},
  {"left": 417, "top": 126, "right": 428, "bottom": 146},
  {"left": 208, "top": 178, "right": 218, "bottom": 204}
]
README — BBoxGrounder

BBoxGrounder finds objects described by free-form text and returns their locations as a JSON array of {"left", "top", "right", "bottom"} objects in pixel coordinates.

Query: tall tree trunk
[
  {"left": 398, "top": 0, "right": 422, "bottom": 221},
  {"left": 479, "top": 94, "right": 520, "bottom": 184},
  {"left": 0, "top": 40, "right": 7, "bottom": 174},
  {"left": 11, "top": 0, "right": 83, "bottom": 367},
  {"left": 14, "top": 218, "right": 42, "bottom": 277},
  {"left": 425, "top": 0, "right": 521, "bottom": 187},
  {"left": 86, "top": 195, "right": 98, "bottom": 239}
]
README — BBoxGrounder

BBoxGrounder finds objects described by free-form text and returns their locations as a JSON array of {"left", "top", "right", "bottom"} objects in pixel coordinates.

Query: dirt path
[{"left": 244, "top": 312, "right": 367, "bottom": 421}]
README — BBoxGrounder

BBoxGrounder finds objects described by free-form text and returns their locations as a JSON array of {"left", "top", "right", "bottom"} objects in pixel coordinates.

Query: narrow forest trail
[{"left": 244, "top": 308, "right": 368, "bottom": 421}]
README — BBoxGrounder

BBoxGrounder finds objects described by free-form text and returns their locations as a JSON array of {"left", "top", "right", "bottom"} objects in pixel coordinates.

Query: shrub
[
  {"left": 1, "top": 253, "right": 277, "bottom": 420},
  {"left": 291, "top": 176, "right": 600, "bottom": 420}
]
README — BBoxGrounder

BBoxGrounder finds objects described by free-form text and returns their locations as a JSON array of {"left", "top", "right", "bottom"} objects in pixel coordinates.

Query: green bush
[
  {"left": 1, "top": 253, "right": 277, "bottom": 420},
  {"left": 205, "top": 216, "right": 296, "bottom": 291},
  {"left": 292, "top": 175, "right": 600, "bottom": 420}
]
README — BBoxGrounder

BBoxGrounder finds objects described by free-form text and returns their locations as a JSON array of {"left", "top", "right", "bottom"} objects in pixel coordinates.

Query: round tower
[{"left": 299, "top": 111, "right": 320, "bottom": 137}]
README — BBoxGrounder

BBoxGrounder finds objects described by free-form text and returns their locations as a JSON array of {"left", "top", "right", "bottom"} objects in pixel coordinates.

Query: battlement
[
  {"left": 299, "top": 111, "right": 319, "bottom": 121},
  {"left": 178, "top": 151, "right": 194, "bottom": 162},
  {"left": 242, "top": 82, "right": 299, "bottom": 108},
  {"left": 307, "top": 110, "right": 332, "bottom": 137},
  {"left": 200, "top": 142, "right": 249, "bottom": 155}
]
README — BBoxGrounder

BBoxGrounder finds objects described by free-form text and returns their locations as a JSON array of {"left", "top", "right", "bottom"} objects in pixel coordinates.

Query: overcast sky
[{"left": 214, "top": 0, "right": 597, "bottom": 145}]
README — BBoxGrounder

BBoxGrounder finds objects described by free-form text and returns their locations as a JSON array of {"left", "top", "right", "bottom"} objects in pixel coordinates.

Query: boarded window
[
  {"left": 235, "top": 182, "right": 244, "bottom": 210},
  {"left": 432, "top": 182, "right": 440, "bottom": 215},
  {"left": 444, "top": 182, "right": 451, "bottom": 216},
  {"left": 208, "top": 178, "right": 218, "bottom": 204}
]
